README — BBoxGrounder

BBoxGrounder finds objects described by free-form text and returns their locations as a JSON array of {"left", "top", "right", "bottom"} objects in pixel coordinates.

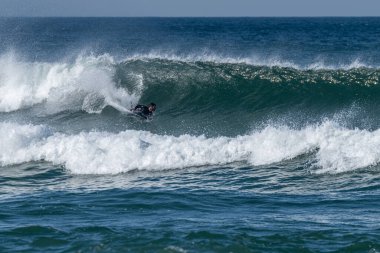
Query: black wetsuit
[{"left": 133, "top": 105, "right": 153, "bottom": 119}]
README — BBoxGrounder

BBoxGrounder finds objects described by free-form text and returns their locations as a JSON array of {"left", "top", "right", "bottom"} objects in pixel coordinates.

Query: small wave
[{"left": 1, "top": 121, "right": 380, "bottom": 174}]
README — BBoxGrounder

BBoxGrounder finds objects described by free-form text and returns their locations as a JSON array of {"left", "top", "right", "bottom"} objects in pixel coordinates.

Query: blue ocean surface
[{"left": 0, "top": 17, "right": 380, "bottom": 252}]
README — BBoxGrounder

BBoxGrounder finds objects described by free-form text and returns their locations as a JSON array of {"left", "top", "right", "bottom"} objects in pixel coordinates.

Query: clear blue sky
[{"left": 0, "top": 0, "right": 379, "bottom": 17}]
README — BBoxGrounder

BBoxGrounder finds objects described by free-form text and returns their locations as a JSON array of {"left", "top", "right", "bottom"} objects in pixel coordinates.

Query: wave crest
[
  {"left": 121, "top": 52, "right": 378, "bottom": 70},
  {"left": 0, "top": 53, "right": 140, "bottom": 113}
]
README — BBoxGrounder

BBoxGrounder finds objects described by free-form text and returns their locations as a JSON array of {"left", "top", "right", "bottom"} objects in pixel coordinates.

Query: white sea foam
[
  {"left": 0, "top": 52, "right": 141, "bottom": 113},
  {"left": 1, "top": 121, "right": 380, "bottom": 174}
]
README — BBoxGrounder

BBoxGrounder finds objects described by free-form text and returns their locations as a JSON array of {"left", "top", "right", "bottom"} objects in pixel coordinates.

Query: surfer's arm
[{"left": 133, "top": 105, "right": 143, "bottom": 112}]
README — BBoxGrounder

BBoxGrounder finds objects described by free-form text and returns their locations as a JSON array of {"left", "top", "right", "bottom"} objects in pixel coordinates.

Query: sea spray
[{"left": 0, "top": 53, "right": 141, "bottom": 113}]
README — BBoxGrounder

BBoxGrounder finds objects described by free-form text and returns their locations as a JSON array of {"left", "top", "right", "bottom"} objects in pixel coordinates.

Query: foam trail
[
  {"left": 0, "top": 53, "right": 141, "bottom": 113},
  {"left": 2, "top": 121, "right": 380, "bottom": 174}
]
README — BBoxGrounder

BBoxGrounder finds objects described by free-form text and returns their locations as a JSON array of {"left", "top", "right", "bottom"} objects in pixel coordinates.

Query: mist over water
[{"left": 1, "top": 18, "right": 380, "bottom": 252}]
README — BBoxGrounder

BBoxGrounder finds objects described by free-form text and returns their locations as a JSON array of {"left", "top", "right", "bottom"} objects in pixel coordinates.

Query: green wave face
[
  {"left": 111, "top": 59, "right": 380, "bottom": 135},
  {"left": 2, "top": 55, "right": 380, "bottom": 136}
]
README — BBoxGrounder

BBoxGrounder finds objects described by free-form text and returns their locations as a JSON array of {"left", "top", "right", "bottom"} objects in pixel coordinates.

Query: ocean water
[{"left": 1, "top": 17, "right": 380, "bottom": 252}]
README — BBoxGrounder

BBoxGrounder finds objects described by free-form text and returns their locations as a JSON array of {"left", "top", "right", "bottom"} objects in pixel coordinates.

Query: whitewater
[{"left": 2, "top": 121, "right": 380, "bottom": 174}]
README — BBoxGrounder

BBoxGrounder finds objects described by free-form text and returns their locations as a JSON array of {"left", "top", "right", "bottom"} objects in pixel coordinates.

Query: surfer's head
[{"left": 148, "top": 103, "right": 156, "bottom": 112}]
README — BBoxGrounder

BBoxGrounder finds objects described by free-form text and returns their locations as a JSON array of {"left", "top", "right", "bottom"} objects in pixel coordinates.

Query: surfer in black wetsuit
[{"left": 132, "top": 102, "right": 156, "bottom": 119}]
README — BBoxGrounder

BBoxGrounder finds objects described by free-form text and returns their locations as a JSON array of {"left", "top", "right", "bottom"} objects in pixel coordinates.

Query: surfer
[{"left": 132, "top": 102, "right": 156, "bottom": 119}]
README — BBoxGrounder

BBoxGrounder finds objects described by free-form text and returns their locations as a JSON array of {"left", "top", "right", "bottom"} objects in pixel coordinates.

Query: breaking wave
[
  {"left": 0, "top": 53, "right": 140, "bottom": 113},
  {"left": 0, "top": 52, "right": 379, "bottom": 117}
]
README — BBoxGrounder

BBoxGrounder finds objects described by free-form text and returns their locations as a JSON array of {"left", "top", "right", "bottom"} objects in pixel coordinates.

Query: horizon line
[{"left": 0, "top": 15, "right": 380, "bottom": 18}]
